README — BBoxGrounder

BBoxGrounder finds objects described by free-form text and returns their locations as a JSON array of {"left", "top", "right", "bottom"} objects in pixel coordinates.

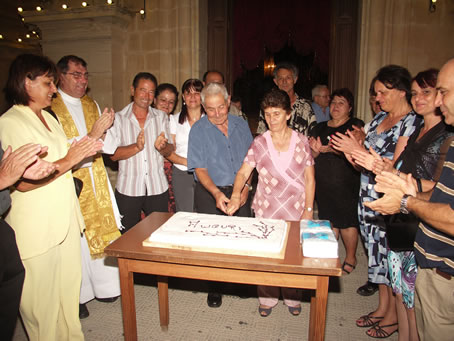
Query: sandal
[
  {"left": 288, "top": 305, "right": 301, "bottom": 316},
  {"left": 366, "top": 322, "right": 398, "bottom": 338},
  {"left": 356, "top": 312, "right": 384, "bottom": 328},
  {"left": 341, "top": 261, "right": 356, "bottom": 274},
  {"left": 258, "top": 305, "right": 272, "bottom": 317}
]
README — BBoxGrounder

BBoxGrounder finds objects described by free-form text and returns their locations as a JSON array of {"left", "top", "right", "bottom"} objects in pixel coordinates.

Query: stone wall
[
  {"left": 12, "top": 1, "right": 454, "bottom": 126},
  {"left": 125, "top": 0, "right": 207, "bottom": 112},
  {"left": 24, "top": 0, "right": 207, "bottom": 112},
  {"left": 356, "top": 0, "right": 454, "bottom": 121}
]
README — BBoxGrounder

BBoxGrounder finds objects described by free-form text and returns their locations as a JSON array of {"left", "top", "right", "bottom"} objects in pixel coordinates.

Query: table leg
[
  {"left": 157, "top": 276, "right": 169, "bottom": 330},
  {"left": 308, "top": 276, "right": 329, "bottom": 341},
  {"left": 118, "top": 258, "right": 137, "bottom": 341}
]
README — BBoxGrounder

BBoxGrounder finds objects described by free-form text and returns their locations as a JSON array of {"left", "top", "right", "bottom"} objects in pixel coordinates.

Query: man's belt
[{"left": 435, "top": 268, "right": 452, "bottom": 280}]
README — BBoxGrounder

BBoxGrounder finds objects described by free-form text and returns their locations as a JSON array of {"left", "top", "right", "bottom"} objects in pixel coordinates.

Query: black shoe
[
  {"left": 96, "top": 296, "right": 119, "bottom": 303},
  {"left": 207, "top": 293, "right": 222, "bottom": 308},
  {"left": 79, "top": 303, "right": 89, "bottom": 319},
  {"left": 357, "top": 281, "right": 378, "bottom": 296}
]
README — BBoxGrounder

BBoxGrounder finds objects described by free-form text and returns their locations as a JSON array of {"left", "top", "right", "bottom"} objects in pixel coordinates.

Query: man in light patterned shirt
[
  {"left": 104, "top": 72, "right": 170, "bottom": 233},
  {"left": 256, "top": 62, "right": 316, "bottom": 136}
]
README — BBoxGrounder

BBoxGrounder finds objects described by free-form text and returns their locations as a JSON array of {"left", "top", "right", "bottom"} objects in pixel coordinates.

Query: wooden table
[{"left": 105, "top": 212, "right": 341, "bottom": 341}]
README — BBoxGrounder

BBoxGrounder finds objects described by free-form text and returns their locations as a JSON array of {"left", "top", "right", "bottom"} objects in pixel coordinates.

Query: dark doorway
[{"left": 207, "top": 0, "right": 359, "bottom": 129}]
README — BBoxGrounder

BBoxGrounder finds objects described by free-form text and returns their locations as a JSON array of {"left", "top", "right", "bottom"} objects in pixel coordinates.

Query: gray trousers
[{"left": 172, "top": 165, "right": 195, "bottom": 212}]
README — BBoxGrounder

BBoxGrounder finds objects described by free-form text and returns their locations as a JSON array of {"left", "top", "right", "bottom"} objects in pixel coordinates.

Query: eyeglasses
[{"left": 64, "top": 72, "right": 89, "bottom": 80}]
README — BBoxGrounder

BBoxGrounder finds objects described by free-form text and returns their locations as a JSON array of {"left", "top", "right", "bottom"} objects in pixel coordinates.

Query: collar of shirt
[
  {"left": 58, "top": 88, "right": 82, "bottom": 105},
  {"left": 203, "top": 113, "right": 242, "bottom": 136},
  {"left": 118, "top": 102, "right": 161, "bottom": 129}
]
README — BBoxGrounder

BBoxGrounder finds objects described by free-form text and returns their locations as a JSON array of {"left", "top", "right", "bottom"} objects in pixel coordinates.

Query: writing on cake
[
  {"left": 143, "top": 212, "right": 289, "bottom": 258},
  {"left": 185, "top": 219, "right": 276, "bottom": 239}
]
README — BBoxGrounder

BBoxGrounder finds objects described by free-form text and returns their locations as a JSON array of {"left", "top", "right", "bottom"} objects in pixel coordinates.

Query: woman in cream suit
[{"left": 0, "top": 54, "right": 101, "bottom": 340}]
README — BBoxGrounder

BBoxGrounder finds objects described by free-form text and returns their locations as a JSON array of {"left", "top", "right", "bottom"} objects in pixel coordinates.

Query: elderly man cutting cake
[{"left": 186, "top": 82, "right": 253, "bottom": 308}]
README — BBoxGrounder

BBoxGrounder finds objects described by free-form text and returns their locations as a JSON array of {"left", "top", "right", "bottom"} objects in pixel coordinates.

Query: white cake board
[{"left": 143, "top": 213, "right": 290, "bottom": 259}]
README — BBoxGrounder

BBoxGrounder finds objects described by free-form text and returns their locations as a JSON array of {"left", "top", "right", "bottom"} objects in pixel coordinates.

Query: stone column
[
  {"left": 23, "top": 4, "right": 133, "bottom": 110},
  {"left": 356, "top": 0, "right": 411, "bottom": 122},
  {"left": 23, "top": 0, "right": 207, "bottom": 111},
  {"left": 356, "top": 0, "right": 454, "bottom": 122},
  {"left": 130, "top": 0, "right": 207, "bottom": 103}
]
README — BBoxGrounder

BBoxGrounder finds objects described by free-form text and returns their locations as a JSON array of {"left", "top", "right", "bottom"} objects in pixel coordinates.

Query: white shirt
[
  {"left": 169, "top": 112, "right": 193, "bottom": 171},
  {"left": 104, "top": 103, "right": 170, "bottom": 197}
]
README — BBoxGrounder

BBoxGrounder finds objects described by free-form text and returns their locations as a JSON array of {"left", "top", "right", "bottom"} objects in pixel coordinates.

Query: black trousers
[
  {"left": 194, "top": 182, "right": 251, "bottom": 295},
  {"left": 115, "top": 190, "right": 169, "bottom": 233},
  {"left": 194, "top": 182, "right": 251, "bottom": 217},
  {"left": 0, "top": 219, "right": 25, "bottom": 341}
]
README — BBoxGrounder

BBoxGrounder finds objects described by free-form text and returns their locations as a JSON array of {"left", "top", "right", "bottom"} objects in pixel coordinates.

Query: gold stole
[{"left": 52, "top": 93, "right": 120, "bottom": 257}]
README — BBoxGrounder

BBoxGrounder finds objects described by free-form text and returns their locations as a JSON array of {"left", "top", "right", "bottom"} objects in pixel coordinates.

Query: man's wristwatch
[
  {"left": 245, "top": 183, "right": 253, "bottom": 192},
  {"left": 400, "top": 194, "right": 412, "bottom": 214}
]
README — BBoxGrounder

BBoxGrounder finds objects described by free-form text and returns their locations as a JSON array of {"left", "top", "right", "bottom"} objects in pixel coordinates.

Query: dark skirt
[{"left": 315, "top": 153, "right": 360, "bottom": 229}]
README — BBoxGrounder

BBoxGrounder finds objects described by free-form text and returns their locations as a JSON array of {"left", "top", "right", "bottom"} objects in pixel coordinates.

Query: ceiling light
[
  {"left": 62, "top": 4, "right": 68, "bottom": 9},
  {"left": 18, "top": 7, "right": 23, "bottom": 12},
  {"left": 36, "top": 6, "right": 42, "bottom": 11}
]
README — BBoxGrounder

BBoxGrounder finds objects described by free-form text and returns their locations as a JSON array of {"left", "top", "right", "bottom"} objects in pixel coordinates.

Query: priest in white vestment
[{"left": 52, "top": 55, "right": 121, "bottom": 318}]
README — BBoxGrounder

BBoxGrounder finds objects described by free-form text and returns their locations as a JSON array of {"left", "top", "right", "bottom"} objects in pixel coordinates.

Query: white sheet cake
[
  {"left": 144, "top": 212, "right": 289, "bottom": 259},
  {"left": 300, "top": 220, "right": 338, "bottom": 258}
]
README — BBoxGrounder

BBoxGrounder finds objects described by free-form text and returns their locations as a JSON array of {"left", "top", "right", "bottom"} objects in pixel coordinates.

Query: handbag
[{"left": 385, "top": 213, "right": 419, "bottom": 252}]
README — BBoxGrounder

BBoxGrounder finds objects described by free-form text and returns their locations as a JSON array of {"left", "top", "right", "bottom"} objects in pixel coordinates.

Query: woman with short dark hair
[
  {"left": 154, "top": 83, "right": 179, "bottom": 213},
  {"left": 354, "top": 68, "right": 454, "bottom": 340},
  {"left": 0, "top": 54, "right": 101, "bottom": 340},
  {"left": 227, "top": 88, "right": 315, "bottom": 317},
  {"left": 331, "top": 65, "right": 422, "bottom": 338},
  {"left": 154, "top": 83, "right": 178, "bottom": 116},
  {"left": 310, "top": 88, "right": 364, "bottom": 276}
]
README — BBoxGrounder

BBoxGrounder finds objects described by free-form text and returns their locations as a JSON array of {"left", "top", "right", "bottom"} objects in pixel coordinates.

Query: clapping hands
[
  {"left": 364, "top": 172, "right": 416, "bottom": 215},
  {"left": 89, "top": 108, "right": 115, "bottom": 140},
  {"left": 0, "top": 143, "right": 58, "bottom": 189},
  {"left": 66, "top": 136, "right": 103, "bottom": 166},
  {"left": 351, "top": 147, "right": 393, "bottom": 175}
]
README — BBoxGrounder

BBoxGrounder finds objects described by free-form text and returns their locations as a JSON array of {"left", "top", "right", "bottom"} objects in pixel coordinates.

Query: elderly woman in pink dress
[{"left": 227, "top": 88, "right": 315, "bottom": 317}]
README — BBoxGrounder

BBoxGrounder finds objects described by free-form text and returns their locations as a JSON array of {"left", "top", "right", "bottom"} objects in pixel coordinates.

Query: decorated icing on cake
[
  {"left": 143, "top": 212, "right": 289, "bottom": 258},
  {"left": 300, "top": 220, "right": 338, "bottom": 258}
]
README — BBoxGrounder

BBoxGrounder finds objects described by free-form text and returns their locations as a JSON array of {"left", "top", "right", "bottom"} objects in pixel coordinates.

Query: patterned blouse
[
  {"left": 244, "top": 130, "right": 314, "bottom": 220},
  {"left": 256, "top": 95, "right": 317, "bottom": 136},
  {"left": 361, "top": 111, "right": 422, "bottom": 204}
]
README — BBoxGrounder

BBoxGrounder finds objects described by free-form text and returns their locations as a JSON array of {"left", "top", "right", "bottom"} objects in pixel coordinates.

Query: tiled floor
[{"left": 12, "top": 241, "right": 397, "bottom": 340}]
